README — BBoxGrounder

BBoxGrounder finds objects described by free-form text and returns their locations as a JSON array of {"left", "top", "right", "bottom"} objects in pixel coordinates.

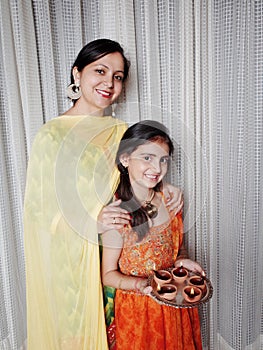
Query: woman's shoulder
[
  {"left": 33, "top": 115, "right": 68, "bottom": 135},
  {"left": 29, "top": 116, "right": 78, "bottom": 158},
  {"left": 32, "top": 115, "right": 85, "bottom": 142}
]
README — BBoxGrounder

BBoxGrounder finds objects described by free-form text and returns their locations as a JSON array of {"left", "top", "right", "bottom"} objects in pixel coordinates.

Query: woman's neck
[{"left": 63, "top": 102, "right": 104, "bottom": 117}]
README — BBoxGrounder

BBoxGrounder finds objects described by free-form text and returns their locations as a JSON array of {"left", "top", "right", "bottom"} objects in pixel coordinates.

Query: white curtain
[{"left": 0, "top": 0, "right": 262, "bottom": 349}]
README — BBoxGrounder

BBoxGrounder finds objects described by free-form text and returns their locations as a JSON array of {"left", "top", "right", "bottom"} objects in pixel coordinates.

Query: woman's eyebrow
[{"left": 96, "top": 63, "right": 124, "bottom": 74}]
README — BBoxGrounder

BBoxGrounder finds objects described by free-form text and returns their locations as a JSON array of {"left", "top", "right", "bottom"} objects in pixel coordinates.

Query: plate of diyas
[{"left": 148, "top": 263, "right": 213, "bottom": 308}]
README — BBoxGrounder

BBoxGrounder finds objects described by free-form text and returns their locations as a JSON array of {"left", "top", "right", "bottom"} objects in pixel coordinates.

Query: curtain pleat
[
  {"left": 0, "top": 0, "right": 41, "bottom": 348},
  {"left": 0, "top": 1, "right": 262, "bottom": 349},
  {"left": 212, "top": 1, "right": 263, "bottom": 349}
]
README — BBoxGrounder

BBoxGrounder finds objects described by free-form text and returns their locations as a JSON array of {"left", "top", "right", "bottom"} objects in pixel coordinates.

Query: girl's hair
[
  {"left": 116, "top": 120, "right": 174, "bottom": 241},
  {"left": 70, "top": 38, "right": 130, "bottom": 84}
]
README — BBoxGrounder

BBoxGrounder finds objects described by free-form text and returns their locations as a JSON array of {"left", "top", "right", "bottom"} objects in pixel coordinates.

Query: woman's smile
[{"left": 72, "top": 52, "right": 125, "bottom": 114}]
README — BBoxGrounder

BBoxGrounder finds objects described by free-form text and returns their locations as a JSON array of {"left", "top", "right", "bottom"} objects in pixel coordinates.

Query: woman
[
  {"left": 101, "top": 120, "right": 204, "bottom": 349},
  {"left": 24, "top": 39, "right": 182, "bottom": 350}
]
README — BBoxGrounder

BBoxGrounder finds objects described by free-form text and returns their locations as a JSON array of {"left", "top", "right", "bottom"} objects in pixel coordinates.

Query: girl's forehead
[{"left": 132, "top": 141, "right": 169, "bottom": 155}]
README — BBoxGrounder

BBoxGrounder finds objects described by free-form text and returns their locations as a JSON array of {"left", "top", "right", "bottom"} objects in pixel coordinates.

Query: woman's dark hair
[
  {"left": 70, "top": 38, "right": 130, "bottom": 84},
  {"left": 116, "top": 120, "right": 174, "bottom": 241}
]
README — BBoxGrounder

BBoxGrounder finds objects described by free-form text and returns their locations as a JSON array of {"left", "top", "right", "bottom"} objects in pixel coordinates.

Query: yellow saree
[{"left": 23, "top": 115, "right": 127, "bottom": 350}]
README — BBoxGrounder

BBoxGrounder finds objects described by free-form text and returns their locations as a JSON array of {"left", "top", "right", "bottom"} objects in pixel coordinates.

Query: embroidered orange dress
[{"left": 114, "top": 210, "right": 202, "bottom": 350}]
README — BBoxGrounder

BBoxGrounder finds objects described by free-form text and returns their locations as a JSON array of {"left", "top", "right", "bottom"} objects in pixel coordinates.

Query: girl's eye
[
  {"left": 114, "top": 75, "right": 124, "bottom": 81},
  {"left": 144, "top": 156, "right": 151, "bottom": 161},
  {"left": 96, "top": 69, "right": 105, "bottom": 74},
  {"left": 160, "top": 157, "right": 169, "bottom": 164}
]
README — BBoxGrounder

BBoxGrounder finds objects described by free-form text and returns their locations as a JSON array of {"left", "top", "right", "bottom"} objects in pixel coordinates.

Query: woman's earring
[
  {"left": 66, "top": 83, "right": 82, "bottom": 100},
  {"left": 111, "top": 103, "right": 117, "bottom": 117}
]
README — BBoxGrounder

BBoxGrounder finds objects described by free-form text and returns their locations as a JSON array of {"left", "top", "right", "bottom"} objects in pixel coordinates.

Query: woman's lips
[{"left": 96, "top": 89, "right": 112, "bottom": 98}]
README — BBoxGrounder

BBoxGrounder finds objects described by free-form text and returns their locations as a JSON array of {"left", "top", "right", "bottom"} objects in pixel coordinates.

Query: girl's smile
[{"left": 120, "top": 141, "right": 170, "bottom": 198}]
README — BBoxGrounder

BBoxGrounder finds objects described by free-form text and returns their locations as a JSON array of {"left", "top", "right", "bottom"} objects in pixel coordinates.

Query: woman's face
[{"left": 73, "top": 52, "right": 125, "bottom": 114}]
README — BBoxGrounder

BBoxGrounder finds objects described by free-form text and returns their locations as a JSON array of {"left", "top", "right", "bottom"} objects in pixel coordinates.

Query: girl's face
[
  {"left": 73, "top": 52, "right": 125, "bottom": 114},
  {"left": 121, "top": 140, "right": 170, "bottom": 191}
]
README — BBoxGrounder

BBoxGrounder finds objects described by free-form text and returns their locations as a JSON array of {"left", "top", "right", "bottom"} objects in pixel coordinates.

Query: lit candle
[
  {"left": 172, "top": 264, "right": 188, "bottom": 283},
  {"left": 189, "top": 275, "right": 206, "bottom": 294},
  {"left": 182, "top": 286, "right": 202, "bottom": 303},
  {"left": 157, "top": 284, "right": 177, "bottom": 301},
  {"left": 178, "top": 261, "right": 185, "bottom": 273},
  {"left": 154, "top": 269, "right": 172, "bottom": 286}
]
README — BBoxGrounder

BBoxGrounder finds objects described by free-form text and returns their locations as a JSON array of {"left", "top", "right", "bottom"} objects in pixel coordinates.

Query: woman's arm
[
  {"left": 97, "top": 199, "right": 131, "bottom": 233},
  {"left": 101, "top": 230, "right": 148, "bottom": 293},
  {"left": 98, "top": 185, "right": 183, "bottom": 232}
]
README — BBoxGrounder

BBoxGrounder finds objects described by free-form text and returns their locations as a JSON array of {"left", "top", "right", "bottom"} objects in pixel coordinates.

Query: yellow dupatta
[{"left": 23, "top": 115, "right": 127, "bottom": 350}]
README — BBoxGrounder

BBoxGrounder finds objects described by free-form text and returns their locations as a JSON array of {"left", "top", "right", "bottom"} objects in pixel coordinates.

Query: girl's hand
[
  {"left": 142, "top": 286, "right": 153, "bottom": 294},
  {"left": 97, "top": 199, "right": 130, "bottom": 232},
  {"left": 174, "top": 258, "right": 205, "bottom": 276},
  {"left": 162, "top": 183, "right": 183, "bottom": 213},
  {"left": 134, "top": 278, "right": 152, "bottom": 295}
]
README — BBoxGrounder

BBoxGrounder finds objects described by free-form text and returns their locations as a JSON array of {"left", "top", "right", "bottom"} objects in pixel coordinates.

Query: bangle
[{"left": 134, "top": 279, "right": 141, "bottom": 293}]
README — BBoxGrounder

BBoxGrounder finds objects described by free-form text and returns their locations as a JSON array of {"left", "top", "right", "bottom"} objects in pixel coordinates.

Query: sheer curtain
[{"left": 0, "top": 0, "right": 262, "bottom": 349}]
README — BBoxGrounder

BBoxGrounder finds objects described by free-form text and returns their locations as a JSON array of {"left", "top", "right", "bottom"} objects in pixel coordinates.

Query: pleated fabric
[
  {"left": 24, "top": 115, "right": 127, "bottom": 350},
  {"left": 114, "top": 211, "right": 202, "bottom": 349},
  {"left": 115, "top": 291, "right": 202, "bottom": 350}
]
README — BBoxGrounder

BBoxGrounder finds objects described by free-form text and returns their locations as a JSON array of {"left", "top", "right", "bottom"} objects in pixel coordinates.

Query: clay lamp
[
  {"left": 172, "top": 262, "right": 188, "bottom": 283},
  {"left": 153, "top": 269, "right": 172, "bottom": 286},
  {"left": 157, "top": 283, "right": 177, "bottom": 301},
  {"left": 182, "top": 286, "right": 202, "bottom": 303},
  {"left": 188, "top": 275, "right": 206, "bottom": 294}
]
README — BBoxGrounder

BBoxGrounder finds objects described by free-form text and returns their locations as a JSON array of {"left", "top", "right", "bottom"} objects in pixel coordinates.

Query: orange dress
[{"left": 114, "top": 211, "right": 202, "bottom": 350}]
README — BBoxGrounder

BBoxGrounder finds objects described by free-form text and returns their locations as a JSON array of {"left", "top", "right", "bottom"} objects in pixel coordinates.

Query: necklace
[{"left": 144, "top": 191, "right": 158, "bottom": 219}]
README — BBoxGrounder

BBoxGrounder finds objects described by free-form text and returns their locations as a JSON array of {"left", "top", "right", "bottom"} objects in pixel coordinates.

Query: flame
[
  {"left": 157, "top": 283, "right": 161, "bottom": 291},
  {"left": 180, "top": 261, "right": 183, "bottom": 268},
  {"left": 190, "top": 287, "right": 195, "bottom": 295}
]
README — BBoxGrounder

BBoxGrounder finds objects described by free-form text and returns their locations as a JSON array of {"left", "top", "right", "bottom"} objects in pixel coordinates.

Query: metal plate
[{"left": 148, "top": 268, "right": 213, "bottom": 308}]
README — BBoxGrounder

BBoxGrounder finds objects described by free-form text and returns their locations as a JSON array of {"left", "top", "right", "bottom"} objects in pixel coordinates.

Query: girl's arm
[{"left": 101, "top": 230, "right": 148, "bottom": 293}]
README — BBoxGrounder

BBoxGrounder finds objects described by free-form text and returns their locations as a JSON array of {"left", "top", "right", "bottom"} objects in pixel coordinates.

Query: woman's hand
[
  {"left": 174, "top": 258, "right": 205, "bottom": 276},
  {"left": 162, "top": 183, "right": 183, "bottom": 213},
  {"left": 97, "top": 199, "right": 130, "bottom": 233}
]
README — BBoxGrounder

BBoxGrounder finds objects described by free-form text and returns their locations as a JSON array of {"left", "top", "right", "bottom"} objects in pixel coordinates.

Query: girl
[{"left": 102, "top": 120, "right": 204, "bottom": 350}]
